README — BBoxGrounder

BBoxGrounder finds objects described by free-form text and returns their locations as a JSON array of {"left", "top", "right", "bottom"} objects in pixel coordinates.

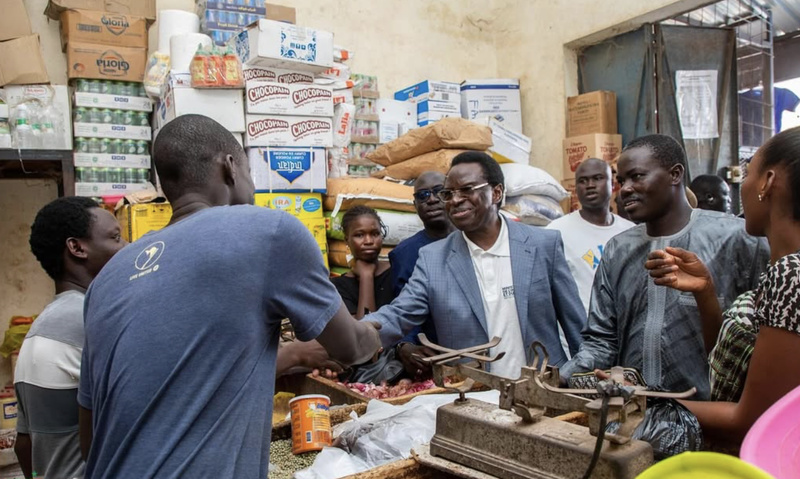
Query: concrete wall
[{"left": 0, "top": 180, "right": 59, "bottom": 386}]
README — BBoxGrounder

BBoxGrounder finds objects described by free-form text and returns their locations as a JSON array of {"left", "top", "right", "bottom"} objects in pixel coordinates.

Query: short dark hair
[
  {"left": 450, "top": 151, "right": 505, "bottom": 186},
  {"left": 341, "top": 205, "right": 386, "bottom": 237},
  {"left": 153, "top": 114, "right": 245, "bottom": 199},
  {"left": 690, "top": 174, "right": 726, "bottom": 194},
  {"left": 30, "top": 197, "right": 99, "bottom": 280},
  {"left": 760, "top": 126, "right": 800, "bottom": 219},
  {"left": 623, "top": 134, "right": 687, "bottom": 171}
]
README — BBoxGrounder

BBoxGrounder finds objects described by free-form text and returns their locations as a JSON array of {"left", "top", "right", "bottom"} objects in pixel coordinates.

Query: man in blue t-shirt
[
  {"left": 77, "top": 115, "right": 382, "bottom": 479},
  {"left": 389, "top": 171, "right": 454, "bottom": 376}
]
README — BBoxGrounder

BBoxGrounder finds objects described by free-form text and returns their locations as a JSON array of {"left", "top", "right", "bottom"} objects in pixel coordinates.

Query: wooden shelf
[{"left": 0, "top": 149, "right": 75, "bottom": 196}]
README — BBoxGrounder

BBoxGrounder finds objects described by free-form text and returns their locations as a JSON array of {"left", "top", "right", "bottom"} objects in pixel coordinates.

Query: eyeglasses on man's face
[
  {"left": 413, "top": 185, "right": 445, "bottom": 202},
  {"left": 436, "top": 183, "right": 490, "bottom": 202}
]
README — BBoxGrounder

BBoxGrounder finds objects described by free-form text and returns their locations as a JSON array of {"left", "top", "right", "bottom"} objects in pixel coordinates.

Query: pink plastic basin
[{"left": 741, "top": 384, "right": 800, "bottom": 478}]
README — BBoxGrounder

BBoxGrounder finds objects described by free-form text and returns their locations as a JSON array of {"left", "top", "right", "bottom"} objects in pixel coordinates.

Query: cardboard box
[
  {"left": 300, "top": 217, "right": 327, "bottom": 247},
  {"left": 417, "top": 100, "right": 460, "bottom": 117},
  {"left": 248, "top": 147, "right": 327, "bottom": 192},
  {"left": 375, "top": 98, "right": 416, "bottom": 128},
  {"left": 566, "top": 91, "right": 617, "bottom": 137},
  {"left": 243, "top": 66, "right": 314, "bottom": 85},
  {"left": 481, "top": 117, "right": 532, "bottom": 165},
  {"left": 74, "top": 152, "right": 150, "bottom": 168},
  {"left": 157, "top": 87, "right": 245, "bottom": 133},
  {"left": 254, "top": 192, "right": 323, "bottom": 218},
  {"left": 75, "top": 181, "right": 154, "bottom": 197},
  {"left": 5, "top": 85, "right": 72, "bottom": 147},
  {"left": 66, "top": 42, "right": 147, "bottom": 82},
  {"left": 231, "top": 19, "right": 334, "bottom": 73},
  {"left": 394, "top": 80, "right": 460, "bottom": 103},
  {"left": 562, "top": 133, "right": 622, "bottom": 178},
  {"left": 46, "top": 0, "right": 156, "bottom": 22},
  {"left": 560, "top": 178, "right": 579, "bottom": 213},
  {"left": 0, "top": 0, "right": 32, "bottom": 42},
  {"left": 116, "top": 203, "right": 172, "bottom": 242},
  {"left": 245, "top": 82, "right": 333, "bottom": 117},
  {"left": 460, "top": 79, "right": 522, "bottom": 133},
  {"left": 0, "top": 35, "right": 49, "bottom": 86},
  {"left": 60, "top": 10, "right": 148, "bottom": 51},
  {"left": 74, "top": 91, "right": 153, "bottom": 112},
  {"left": 418, "top": 110, "right": 461, "bottom": 126},
  {"left": 379, "top": 121, "right": 398, "bottom": 144},
  {"left": 74, "top": 122, "right": 151, "bottom": 140},
  {"left": 202, "top": 3, "right": 296, "bottom": 31},
  {"left": 245, "top": 114, "right": 333, "bottom": 147}
]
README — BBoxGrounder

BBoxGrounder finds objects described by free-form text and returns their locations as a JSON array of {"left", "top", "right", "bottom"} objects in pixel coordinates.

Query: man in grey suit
[{"left": 367, "top": 151, "right": 586, "bottom": 378}]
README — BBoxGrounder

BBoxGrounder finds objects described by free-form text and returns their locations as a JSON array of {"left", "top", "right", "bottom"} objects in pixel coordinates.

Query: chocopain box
[
  {"left": 245, "top": 81, "right": 333, "bottom": 116},
  {"left": 245, "top": 114, "right": 333, "bottom": 147},
  {"left": 248, "top": 147, "right": 327, "bottom": 192},
  {"left": 254, "top": 192, "right": 324, "bottom": 218},
  {"left": 243, "top": 66, "right": 314, "bottom": 84}
]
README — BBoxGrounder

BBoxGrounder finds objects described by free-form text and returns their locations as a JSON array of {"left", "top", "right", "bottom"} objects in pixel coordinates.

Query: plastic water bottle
[
  {"left": 41, "top": 104, "right": 64, "bottom": 149},
  {"left": 12, "top": 104, "right": 36, "bottom": 149},
  {"left": 29, "top": 104, "right": 43, "bottom": 149}
]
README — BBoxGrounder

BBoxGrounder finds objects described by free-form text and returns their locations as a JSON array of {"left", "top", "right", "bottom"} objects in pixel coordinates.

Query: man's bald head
[
  {"left": 575, "top": 158, "right": 613, "bottom": 212},
  {"left": 690, "top": 175, "right": 731, "bottom": 213}
]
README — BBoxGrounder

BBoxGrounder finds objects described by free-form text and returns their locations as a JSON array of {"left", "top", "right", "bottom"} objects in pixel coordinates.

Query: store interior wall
[{"left": 3, "top": 0, "right": 707, "bottom": 386}]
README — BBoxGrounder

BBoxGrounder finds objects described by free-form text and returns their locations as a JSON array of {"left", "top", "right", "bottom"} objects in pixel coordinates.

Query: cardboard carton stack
[
  {"left": 394, "top": 80, "right": 461, "bottom": 127},
  {"left": 0, "top": 0, "right": 48, "bottom": 87},
  {"left": 53, "top": 6, "right": 156, "bottom": 197},
  {"left": 561, "top": 90, "right": 622, "bottom": 212},
  {"left": 233, "top": 16, "right": 334, "bottom": 267},
  {"left": 321, "top": 49, "right": 356, "bottom": 179},
  {"left": 460, "top": 79, "right": 523, "bottom": 133}
]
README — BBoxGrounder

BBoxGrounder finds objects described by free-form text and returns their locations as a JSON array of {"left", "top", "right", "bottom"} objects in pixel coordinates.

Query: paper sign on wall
[{"left": 676, "top": 70, "right": 718, "bottom": 139}]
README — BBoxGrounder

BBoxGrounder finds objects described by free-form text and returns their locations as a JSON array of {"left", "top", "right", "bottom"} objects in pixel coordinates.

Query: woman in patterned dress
[{"left": 646, "top": 126, "right": 800, "bottom": 445}]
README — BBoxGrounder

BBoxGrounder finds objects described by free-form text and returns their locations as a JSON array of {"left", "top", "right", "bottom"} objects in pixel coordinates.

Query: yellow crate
[{"left": 116, "top": 203, "right": 172, "bottom": 242}]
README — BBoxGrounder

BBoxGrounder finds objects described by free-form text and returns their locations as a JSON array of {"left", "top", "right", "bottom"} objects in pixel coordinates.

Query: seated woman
[
  {"left": 330, "top": 206, "right": 401, "bottom": 383},
  {"left": 646, "top": 126, "right": 800, "bottom": 444}
]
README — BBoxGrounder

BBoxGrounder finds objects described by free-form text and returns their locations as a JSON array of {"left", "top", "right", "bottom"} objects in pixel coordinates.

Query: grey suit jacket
[{"left": 369, "top": 219, "right": 586, "bottom": 368}]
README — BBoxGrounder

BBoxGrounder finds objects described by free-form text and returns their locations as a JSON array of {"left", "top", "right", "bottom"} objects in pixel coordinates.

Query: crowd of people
[{"left": 13, "top": 113, "right": 800, "bottom": 478}]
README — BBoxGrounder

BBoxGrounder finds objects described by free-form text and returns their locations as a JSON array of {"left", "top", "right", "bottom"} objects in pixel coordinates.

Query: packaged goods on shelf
[
  {"left": 73, "top": 111, "right": 151, "bottom": 140},
  {"left": 562, "top": 133, "right": 622, "bottom": 179},
  {"left": 243, "top": 65, "right": 314, "bottom": 85},
  {"left": 74, "top": 151, "right": 150, "bottom": 169},
  {"left": 66, "top": 42, "right": 147, "bottom": 82},
  {"left": 333, "top": 45, "right": 351, "bottom": 63},
  {"left": 460, "top": 79, "right": 522, "bottom": 133},
  {"left": 245, "top": 82, "right": 333, "bottom": 116},
  {"left": 75, "top": 180, "right": 154, "bottom": 197},
  {"left": 566, "top": 90, "right": 617, "bottom": 137},
  {"left": 189, "top": 44, "right": 243, "bottom": 88},
  {"left": 244, "top": 114, "right": 332, "bottom": 147},
  {"left": 59, "top": 10, "right": 148, "bottom": 50},
  {"left": 351, "top": 74, "right": 378, "bottom": 95},
  {"left": 6, "top": 85, "right": 72, "bottom": 149},
  {"left": 354, "top": 97, "right": 377, "bottom": 118},
  {"left": 394, "top": 80, "right": 460, "bottom": 104},
  {"left": 347, "top": 164, "right": 380, "bottom": 178},
  {"left": 476, "top": 117, "right": 532, "bottom": 165},
  {"left": 74, "top": 137, "right": 149, "bottom": 156},
  {"left": 197, "top": 1, "right": 296, "bottom": 46},
  {"left": 231, "top": 19, "right": 334, "bottom": 73},
  {"left": 116, "top": 202, "right": 172, "bottom": 242},
  {"left": 248, "top": 147, "right": 327, "bottom": 192},
  {"left": 75, "top": 166, "right": 151, "bottom": 184},
  {"left": 375, "top": 99, "right": 416, "bottom": 129},
  {"left": 349, "top": 142, "right": 377, "bottom": 163},
  {"left": 417, "top": 100, "right": 460, "bottom": 126},
  {"left": 332, "top": 102, "right": 354, "bottom": 147},
  {"left": 317, "top": 63, "right": 350, "bottom": 82},
  {"left": 327, "top": 146, "right": 348, "bottom": 178},
  {"left": 74, "top": 81, "right": 152, "bottom": 111},
  {"left": 253, "top": 192, "right": 323, "bottom": 218}
]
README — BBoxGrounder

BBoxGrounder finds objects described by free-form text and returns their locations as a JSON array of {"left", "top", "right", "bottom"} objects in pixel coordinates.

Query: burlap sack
[
  {"left": 371, "top": 149, "right": 470, "bottom": 180},
  {"left": 324, "top": 178, "right": 415, "bottom": 214},
  {"left": 367, "top": 118, "right": 492, "bottom": 166}
]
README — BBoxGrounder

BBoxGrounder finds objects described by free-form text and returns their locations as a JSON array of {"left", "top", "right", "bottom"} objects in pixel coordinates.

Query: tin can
[
  {"left": 100, "top": 81, "right": 112, "bottom": 94},
  {"left": 87, "top": 108, "right": 102, "bottom": 124},
  {"left": 137, "top": 168, "right": 150, "bottom": 183},
  {"left": 136, "top": 112, "right": 149, "bottom": 127},
  {"left": 87, "top": 138, "right": 101, "bottom": 154},
  {"left": 75, "top": 167, "right": 86, "bottom": 182},
  {"left": 74, "top": 137, "right": 88, "bottom": 153},
  {"left": 110, "top": 139, "right": 123, "bottom": 155},
  {"left": 106, "top": 167, "right": 122, "bottom": 183},
  {"left": 121, "top": 139, "right": 136, "bottom": 155},
  {"left": 135, "top": 140, "right": 148, "bottom": 155},
  {"left": 122, "top": 110, "right": 135, "bottom": 126},
  {"left": 128, "top": 82, "right": 139, "bottom": 96},
  {"left": 289, "top": 395, "right": 332, "bottom": 454},
  {"left": 74, "top": 107, "right": 88, "bottom": 123},
  {"left": 99, "top": 138, "right": 111, "bottom": 154},
  {"left": 88, "top": 80, "right": 102, "bottom": 93},
  {"left": 76, "top": 79, "right": 90, "bottom": 92},
  {"left": 85, "top": 167, "right": 100, "bottom": 183},
  {"left": 123, "top": 168, "right": 137, "bottom": 183},
  {"left": 100, "top": 109, "right": 113, "bottom": 124},
  {"left": 137, "top": 83, "right": 147, "bottom": 97}
]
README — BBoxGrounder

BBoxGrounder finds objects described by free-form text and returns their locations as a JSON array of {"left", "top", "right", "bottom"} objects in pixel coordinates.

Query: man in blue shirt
[
  {"left": 389, "top": 171, "right": 455, "bottom": 375},
  {"left": 77, "top": 115, "right": 382, "bottom": 479}
]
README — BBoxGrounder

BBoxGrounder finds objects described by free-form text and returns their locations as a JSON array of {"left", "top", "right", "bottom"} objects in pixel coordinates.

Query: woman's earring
[{"left": 758, "top": 194, "right": 764, "bottom": 202}]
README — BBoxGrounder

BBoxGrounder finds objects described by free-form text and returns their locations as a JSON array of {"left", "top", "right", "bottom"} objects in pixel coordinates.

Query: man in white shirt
[
  {"left": 368, "top": 152, "right": 586, "bottom": 378},
  {"left": 547, "top": 158, "right": 635, "bottom": 313}
]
